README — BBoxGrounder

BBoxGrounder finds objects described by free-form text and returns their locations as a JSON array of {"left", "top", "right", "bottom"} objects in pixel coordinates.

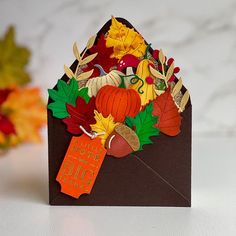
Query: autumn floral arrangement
[
  {"left": 48, "top": 17, "right": 190, "bottom": 158},
  {"left": 0, "top": 27, "right": 46, "bottom": 151}
]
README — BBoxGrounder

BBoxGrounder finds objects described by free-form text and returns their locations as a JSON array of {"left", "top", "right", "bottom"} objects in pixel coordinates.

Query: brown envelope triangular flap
[{"left": 48, "top": 17, "right": 191, "bottom": 206}]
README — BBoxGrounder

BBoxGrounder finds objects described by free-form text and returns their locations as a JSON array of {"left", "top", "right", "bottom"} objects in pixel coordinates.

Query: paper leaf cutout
[
  {"left": 71, "top": 37, "right": 98, "bottom": 80},
  {"left": 125, "top": 103, "right": 159, "bottom": 150},
  {"left": 172, "top": 77, "right": 183, "bottom": 97},
  {"left": 152, "top": 89, "right": 182, "bottom": 136},
  {"left": 77, "top": 69, "right": 94, "bottom": 81},
  {"left": 64, "top": 65, "right": 75, "bottom": 79},
  {"left": 78, "top": 87, "right": 90, "bottom": 103},
  {"left": 86, "top": 34, "right": 97, "bottom": 49},
  {"left": 90, "top": 110, "right": 119, "bottom": 146},
  {"left": 158, "top": 49, "right": 165, "bottom": 65},
  {"left": 149, "top": 66, "right": 166, "bottom": 80},
  {"left": 63, "top": 96, "right": 96, "bottom": 135},
  {"left": 80, "top": 53, "right": 98, "bottom": 66},
  {"left": 166, "top": 62, "right": 174, "bottom": 82},
  {"left": 106, "top": 16, "right": 147, "bottom": 60},
  {"left": 171, "top": 78, "right": 190, "bottom": 112},
  {"left": 48, "top": 78, "right": 80, "bottom": 119},
  {"left": 0, "top": 26, "right": 31, "bottom": 88},
  {"left": 179, "top": 90, "right": 190, "bottom": 112},
  {"left": 85, "top": 34, "right": 118, "bottom": 77},
  {"left": 73, "top": 42, "right": 81, "bottom": 62},
  {"left": 149, "top": 49, "right": 182, "bottom": 97}
]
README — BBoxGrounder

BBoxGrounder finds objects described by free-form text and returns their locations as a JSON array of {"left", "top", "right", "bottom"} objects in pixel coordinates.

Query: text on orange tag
[{"left": 56, "top": 134, "right": 106, "bottom": 199}]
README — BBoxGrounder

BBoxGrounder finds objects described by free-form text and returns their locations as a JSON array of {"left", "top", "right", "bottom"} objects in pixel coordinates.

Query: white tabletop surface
[{"left": 0, "top": 135, "right": 235, "bottom": 236}]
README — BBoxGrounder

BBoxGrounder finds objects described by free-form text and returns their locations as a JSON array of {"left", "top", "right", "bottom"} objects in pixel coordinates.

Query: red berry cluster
[{"left": 152, "top": 50, "right": 180, "bottom": 82}]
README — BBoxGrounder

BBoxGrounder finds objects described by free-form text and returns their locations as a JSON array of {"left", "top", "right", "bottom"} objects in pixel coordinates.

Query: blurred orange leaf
[{"left": 2, "top": 88, "right": 46, "bottom": 143}]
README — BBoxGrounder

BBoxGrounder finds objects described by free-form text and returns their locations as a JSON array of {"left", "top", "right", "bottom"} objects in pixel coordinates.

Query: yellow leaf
[
  {"left": 0, "top": 26, "right": 31, "bottom": 88},
  {"left": 149, "top": 65, "right": 166, "bottom": 80},
  {"left": 90, "top": 110, "right": 119, "bottom": 146},
  {"left": 2, "top": 87, "right": 47, "bottom": 143},
  {"left": 158, "top": 49, "right": 165, "bottom": 65},
  {"left": 77, "top": 69, "right": 94, "bottom": 81},
  {"left": 172, "top": 77, "right": 183, "bottom": 97},
  {"left": 166, "top": 62, "right": 174, "bottom": 82},
  {"left": 64, "top": 65, "right": 75, "bottom": 79},
  {"left": 106, "top": 16, "right": 147, "bottom": 59},
  {"left": 80, "top": 52, "right": 98, "bottom": 66},
  {"left": 179, "top": 90, "right": 190, "bottom": 112},
  {"left": 73, "top": 42, "right": 81, "bottom": 62},
  {"left": 86, "top": 34, "right": 97, "bottom": 49}
]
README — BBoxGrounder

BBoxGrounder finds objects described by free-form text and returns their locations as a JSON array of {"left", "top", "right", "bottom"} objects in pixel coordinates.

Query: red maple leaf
[
  {"left": 152, "top": 88, "right": 182, "bottom": 136},
  {"left": 0, "top": 89, "right": 15, "bottom": 135},
  {"left": 0, "top": 89, "right": 11, "bottom": 105},
  {"left": 63, "top": 96, "right": 96, "bottom": 135},
  {"left": 0, "top": 114, "right": 16, "bottom": 135},
  {"left": 84, "top": 34, "right": 118, "bottom": 77}
]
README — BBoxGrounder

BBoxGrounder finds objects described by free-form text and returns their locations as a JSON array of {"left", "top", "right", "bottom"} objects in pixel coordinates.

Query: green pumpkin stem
[{"left": 119, "top": 76, "right": 126, "bottom": 88}]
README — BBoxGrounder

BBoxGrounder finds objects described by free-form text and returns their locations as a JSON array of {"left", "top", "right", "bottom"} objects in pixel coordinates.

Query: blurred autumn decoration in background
[{"left": 0, "top": 26, "right": 46, "bottom": 151}]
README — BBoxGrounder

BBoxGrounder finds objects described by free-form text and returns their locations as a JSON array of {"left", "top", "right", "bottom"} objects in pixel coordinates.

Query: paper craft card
[{"left": 47, "top": 17, "right": 191, "bottom": 206}]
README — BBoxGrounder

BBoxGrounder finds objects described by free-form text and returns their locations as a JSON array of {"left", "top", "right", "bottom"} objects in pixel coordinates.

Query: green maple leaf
[
  {"left": 0, "top": 26, "right": 31, "bottom": 88},
  {"left": 77, "top": 87, "right": 90, "bottom": 104},
  {"left": 48, "top": 78, "right": 90, "bottom": 119},
  {"left": 125, "top": 103, "right": 160, "bottom": 150}
]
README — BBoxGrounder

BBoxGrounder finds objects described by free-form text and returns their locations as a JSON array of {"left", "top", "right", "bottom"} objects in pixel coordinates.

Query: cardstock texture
[
  {"left": 56, "top": 134, "right": 107, "bottom": 198},
  {"left": 48, "top": 18, "right": 192, "bottom": 206}
]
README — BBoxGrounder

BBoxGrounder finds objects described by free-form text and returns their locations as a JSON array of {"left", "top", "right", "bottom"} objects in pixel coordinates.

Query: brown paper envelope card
[{"left": 48, "top": 17, "right": 191, "bottom": 206}]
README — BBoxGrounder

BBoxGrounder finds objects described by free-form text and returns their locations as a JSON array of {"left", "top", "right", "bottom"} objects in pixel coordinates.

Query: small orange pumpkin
[{"left": 96, "top": 85, "right": 141, "bottom": 122}]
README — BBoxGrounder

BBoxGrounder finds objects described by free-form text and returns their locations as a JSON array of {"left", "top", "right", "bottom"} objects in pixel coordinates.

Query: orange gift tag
[{"left": 56, "top": 134, "right": 107, "bottom": 199}]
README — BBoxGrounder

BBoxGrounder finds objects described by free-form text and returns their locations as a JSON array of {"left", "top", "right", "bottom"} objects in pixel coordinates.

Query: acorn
[{"left": 105, "top": 124, "right": 140, "bottom": 158}]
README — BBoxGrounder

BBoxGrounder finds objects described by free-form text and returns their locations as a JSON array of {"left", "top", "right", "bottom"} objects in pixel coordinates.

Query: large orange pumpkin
[{"left": 96, "top": 85, "right": 141, "bottom": 122}]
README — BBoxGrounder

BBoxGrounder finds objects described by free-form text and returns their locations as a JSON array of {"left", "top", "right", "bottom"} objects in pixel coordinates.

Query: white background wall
[{"left": 1, "top": 0, "right": 236, "bottom": 137}]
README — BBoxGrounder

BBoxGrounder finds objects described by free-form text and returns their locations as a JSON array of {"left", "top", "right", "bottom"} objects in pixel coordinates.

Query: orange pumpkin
[{"left": 96, "top": 85, "right": 141, "bottom": 122}]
